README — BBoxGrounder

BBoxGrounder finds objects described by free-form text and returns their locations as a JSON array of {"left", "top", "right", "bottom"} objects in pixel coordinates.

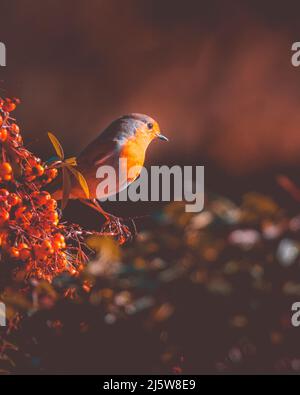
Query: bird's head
[{"left": 116, "top": 113, "right": 168, "bottom": 144}]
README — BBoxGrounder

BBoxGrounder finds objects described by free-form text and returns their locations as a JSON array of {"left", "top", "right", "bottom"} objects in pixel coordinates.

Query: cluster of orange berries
[
  {"left": 21, "top": 155, "right": 58, "bottom": 185},
  {"left": 0, "top": 97, "right": 81, "bottom": 280}
]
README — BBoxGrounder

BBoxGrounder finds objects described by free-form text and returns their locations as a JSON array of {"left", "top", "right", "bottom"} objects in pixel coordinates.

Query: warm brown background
[{"left": 1, "top": 0, "right": 300, "bottom": 190}]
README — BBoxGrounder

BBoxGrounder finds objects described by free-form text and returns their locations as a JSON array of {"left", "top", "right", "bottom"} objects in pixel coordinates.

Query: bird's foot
[{"left": 101, "top": 214, "right": 132, "bottom": 245}]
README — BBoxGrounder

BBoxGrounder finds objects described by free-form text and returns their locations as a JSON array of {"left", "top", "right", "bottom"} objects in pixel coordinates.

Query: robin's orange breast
[{"left": 119, "top": 131, "right": 153, "bottom": 183}]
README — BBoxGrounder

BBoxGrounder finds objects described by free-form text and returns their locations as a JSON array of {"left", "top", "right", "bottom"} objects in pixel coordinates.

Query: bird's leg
[
  {"left": 79, "top": 198, "right": 110, "bottom": 220},
  {"left": 79, "top": 199, "right": 132, "bottom": 244},
  {"left": 92, "top": 199, "right": 133, "bottom": 243}
]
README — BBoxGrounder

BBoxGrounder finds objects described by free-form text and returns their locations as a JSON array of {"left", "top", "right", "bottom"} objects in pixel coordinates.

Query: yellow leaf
[
  {"left": 68, "top": 166, "right": 90, "bottom": 199},
  {"left": 65, "top": 156, "right": 77, "bottom": 167},
  {"left": 48, "top": 132, "right": 64, "bottom": 159},
  {"left": 62, "top": 167, "right": 72, "bottom": 210}
]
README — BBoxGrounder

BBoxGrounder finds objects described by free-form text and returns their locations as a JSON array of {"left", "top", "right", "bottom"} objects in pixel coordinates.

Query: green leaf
[
  {"left": 48, "top": 132, "right": 64, "bottom": 160},
  {"left": 68, "top": 166, "right": 90, "bottom": 199},
  {"left": 62, "top": 167, "right": 72, "bottom": 210}
]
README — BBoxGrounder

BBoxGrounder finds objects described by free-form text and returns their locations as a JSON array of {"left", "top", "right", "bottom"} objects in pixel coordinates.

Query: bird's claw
[{"left": 101, "top": 214, "right": 132, "bottom": 245}]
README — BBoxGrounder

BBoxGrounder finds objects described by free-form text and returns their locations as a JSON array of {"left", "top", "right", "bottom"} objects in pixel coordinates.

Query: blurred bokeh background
[{"left": 2, "top": 0, "right": 300, "bottom": 375}]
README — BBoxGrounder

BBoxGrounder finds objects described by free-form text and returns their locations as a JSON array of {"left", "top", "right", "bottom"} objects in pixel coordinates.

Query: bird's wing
[{"left": 77, "top": 139, "right": 119, "bottom": 167}]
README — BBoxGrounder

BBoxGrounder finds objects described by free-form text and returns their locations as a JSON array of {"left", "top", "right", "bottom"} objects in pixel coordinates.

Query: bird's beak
[{"left": 157, "top": 133, "right": 169, "bottom": 142}]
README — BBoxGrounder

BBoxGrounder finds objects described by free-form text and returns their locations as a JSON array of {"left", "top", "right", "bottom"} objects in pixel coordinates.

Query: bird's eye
[{"left": 147, "top": 122, "right": 153, "bottom": 130}]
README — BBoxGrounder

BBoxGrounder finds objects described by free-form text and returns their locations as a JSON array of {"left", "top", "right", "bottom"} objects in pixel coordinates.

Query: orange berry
[
  {"left": 14, "top": 206, "right": 32, "bottom": 223},
  {"left": 40, "top": 190, "right": 51, "bottom": 201},
  {"left": 46, "top": 211, "right": 59, "bottom": 225},
  {"left": 54, "top": 233, "right": 65, "bottom": 243},
  {"left": 0, "top": 128, "right": 7, "bottom": 142},
  {"left": 40, "top": 240, "right": 54, "bottom": 255},
  {"left": 3, "top": 99, "right": 16, "bottom": 112},
  {"left": 32, "top": 191, "right": 51, "bottom": 205},
  {"left": 18, "top": 243, "right": 31, "bottom": 261},
  {"left": 9, "top": 247, "right": 20, "bottom": 258},
  {"left": 0, "top": 189, "right": 9, "bottom": 200},
  {"left": 8, "top": 193, "right": 21, "bottom": 206},
  {"left": 30, "top": 191, "right": 38, "bottom": 199},
  {"left": 53, "top": 240, "right": 61, "bottom": 250},
  {"left": 20, "top": 249, "right": 31, "bottom": 260},
  {"left": 3, "top": 174, "right": 12, "bottom": 181},
  {"left": 0, "top": 231, "right": 8, "bottom": 247},
  {"left": 9, "top": 246, "right": 20, "bottom": 259},
  {"left": 0, "top": 201, "right": 11, "bottom": 211},
  {"left": 0, "top": 208, "right": 9, "bottom": 225},
  {"left": 32, "top": 164, "right": 44, "bottom": 177},
  {"left": 14, "top": 206, "right": 26, "bottom": 219},
  {"left": 15, "top": 135, "right": 22, "bottom": 144},
  {"left": 0, "top": 162, "right": 12, "bottom": 176},
  {"left": 10, "top": 123, "right": 19, "bottom": 134},
  {"left": 0, "top": 115, "right": 3, "bottom": 127},
  {"left": 46, "top": 168, "right": 58, "bottom": 179},
  {"left": 41, "top": 239, "right": 52, "bottom": 249},
  {"left": 53, "top": 233, "right": 66, "bottom": 249},
  {"left": 4, "top": 104, "right": 16, "bottom": 112},
  {"left": 18, "top": 242, "right": 29, "bottom": 250},
  {"left": 46, "top": 198, "right": 57, "bottom": 210}
]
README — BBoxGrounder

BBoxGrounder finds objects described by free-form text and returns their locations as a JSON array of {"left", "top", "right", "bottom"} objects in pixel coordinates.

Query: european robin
[{"left": 52, "top": 113, "right": 168, "bottom": 241}]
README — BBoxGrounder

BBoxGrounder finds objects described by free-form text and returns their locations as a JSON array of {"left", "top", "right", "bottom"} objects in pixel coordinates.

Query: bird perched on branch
[{"left": 52, "top": 113, "right": 168, "bottom": 243}]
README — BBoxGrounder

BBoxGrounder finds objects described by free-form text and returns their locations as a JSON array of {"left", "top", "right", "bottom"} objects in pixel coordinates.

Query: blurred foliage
[{"left": 2, "top": 191, "right": 300, "bottom": 373}]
